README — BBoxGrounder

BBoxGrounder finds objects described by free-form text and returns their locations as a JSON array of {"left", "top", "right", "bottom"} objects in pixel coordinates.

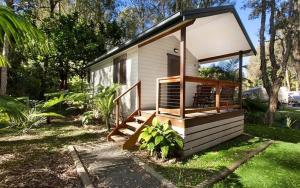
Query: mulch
[{"left": 0, "top": 149, "right": 82, "bottom": 188}]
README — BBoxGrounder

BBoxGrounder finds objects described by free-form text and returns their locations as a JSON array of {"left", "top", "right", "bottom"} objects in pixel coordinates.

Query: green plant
[
  {"left": 65, "top": 92, "right": 90, "bottom": 110},
  {"left": 0, "top": 96, "right": 27, "bottom": 124},
  {"left": 94, "top": 84, "right": 119, "bottom": 130},
  {"left": 286, "top": 116, "right": 296, "bottom": 128},
  {"left": 138, "top": 118, "right": 183, "bottom": 159},
  {"left": 5, "top": 95, "right": 65, "bottom": 129},
  {"left": 243, "top": 97, "right": 268, "bottom": 112},
  {"left": 81, "top": 110, "right": 94, "bottom": 126}
]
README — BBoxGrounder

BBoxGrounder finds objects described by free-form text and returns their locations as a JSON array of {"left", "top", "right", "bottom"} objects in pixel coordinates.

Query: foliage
[
  {"left": 81, "top": 111, "right": 94, "bottom": 126},
  {"left": 41, "top": 12, "right": 106, "bottom": 90},
  {"left": 198, "top": 59, "right": 242, "bottom": 81},
  {"left": 242, "top": 97, "right": 268, "bottom": 112},
  {"left": 0, "top": 96, "right": 27, "bottom": 123},
  {"left": 94, "top": 84, "right": 119, "bottom": 130},
  {"left": 0, "top": 95, "right": 64, "bottom": 129},
  {"left": 138, "top": 118, "right": 183, "bottom": 159}
]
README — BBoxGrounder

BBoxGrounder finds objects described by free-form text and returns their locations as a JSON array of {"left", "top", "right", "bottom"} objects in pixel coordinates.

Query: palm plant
[
  {"left": 0, "top": 96, "right": 27, "bottom": 123},
  {"left": 0, "top": 6, "right": 45, "bottom": 67},
  {"left": 0, "top": 95, "right": 64, "bottom": 128},
  {"left": 94, "top": 84, "right": 119, "bottom": 130}
]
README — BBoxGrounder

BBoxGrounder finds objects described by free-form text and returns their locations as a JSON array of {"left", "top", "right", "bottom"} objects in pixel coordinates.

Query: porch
[{"left": 107, "top": 6, "right": 255, "bottom": 156}]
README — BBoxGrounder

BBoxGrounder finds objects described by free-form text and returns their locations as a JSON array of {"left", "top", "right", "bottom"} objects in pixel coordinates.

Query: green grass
[
  {"left": 212, "top": 124, "right": 300, "bottom": 188},
  {"left": 0, "top": 119, "right": 106, "bottom": 187},
  {"left": 153, "top": 135, "right": 266, "bottom": 187},
  {"left": 245, "top": 124, "right": 300, "bottom": 143},
  {"left": 214, "top": 142, "right": 300, "bottom": 188},
  {"left": 153, "top": 123, "right": 300, "bottom": 187}
]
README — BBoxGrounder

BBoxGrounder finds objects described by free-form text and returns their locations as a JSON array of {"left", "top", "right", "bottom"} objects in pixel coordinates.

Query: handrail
[
  {"left": 156, "top": 75, "right": 240, "bottom": 116},
  {"left": 114, "top": 81, "right": 141, "bottom": 102},
  {"left": 113, "top": 80, "right": 141, "bottom": 128},
  {"left": 158, "top": 75, "right": 240, "bottom": 86}
]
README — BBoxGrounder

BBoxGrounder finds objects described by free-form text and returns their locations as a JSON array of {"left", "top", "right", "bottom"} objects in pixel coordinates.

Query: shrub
[
  {"left": 138, "top": 118, "right": 183, "bottom": 160},
  {"left": 94, "top": 84, "right": 119, "bottom": 130},
  {"left": 243, "top": 97, "right": 268, "bottom": 112},
  {"left": 1, "top": 95, "right": 64, "bottom": 129}
]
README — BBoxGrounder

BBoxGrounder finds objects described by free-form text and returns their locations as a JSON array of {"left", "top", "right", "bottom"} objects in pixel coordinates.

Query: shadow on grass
[
  {"left": 245, "top": 124, "right": 300, "bottom": 143},
  {"left": 212, "top": 173, "right": 244, "bottom": 188},
  {"left": 182, "top": 134, "right": 265, "bottom": 162},
  {"left": 150, "top": 134, "right": 264, "bottom": 187},
  {"left": 154, "top": 164, "right": 220, "bottom": 187},
  {"left": 0, "top": 131, "right": 107, "bottom": 151}
]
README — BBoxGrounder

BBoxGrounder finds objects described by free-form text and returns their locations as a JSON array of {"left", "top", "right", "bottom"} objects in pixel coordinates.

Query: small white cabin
[{"left": 86, "top": 6, "right": 256, "bottom": 156}]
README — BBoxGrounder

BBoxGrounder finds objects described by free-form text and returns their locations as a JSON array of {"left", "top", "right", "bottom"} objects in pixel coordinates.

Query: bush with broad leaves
[{"left": 138, "top": 118, "right": 183, "bottom": 159}]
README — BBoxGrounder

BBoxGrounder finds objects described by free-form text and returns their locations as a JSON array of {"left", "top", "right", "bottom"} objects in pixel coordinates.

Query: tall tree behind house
[{"left": 245, "top": 0, "right": 297, "bottom": 125}]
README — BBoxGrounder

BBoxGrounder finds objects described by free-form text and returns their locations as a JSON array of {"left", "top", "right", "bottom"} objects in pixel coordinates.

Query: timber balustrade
[
  {"left": 156, "top": 76, "right": 240, "bottom": 117},
  {"left": 113, "top": 81, "right": 141, "bottom": 128}
]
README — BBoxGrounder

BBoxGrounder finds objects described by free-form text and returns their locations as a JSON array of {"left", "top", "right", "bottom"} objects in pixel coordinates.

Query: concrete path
[{"left": 75, "top": 142, "right": 161, "bottom": 188}]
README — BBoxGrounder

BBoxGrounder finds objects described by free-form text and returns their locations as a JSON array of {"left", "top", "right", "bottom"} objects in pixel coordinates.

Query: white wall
[
  {"left": 89, "top": 46, "right": 138, "bottom": 114},
  {"left": 138, "top": 35, "right": 198, "bottom": 109}
]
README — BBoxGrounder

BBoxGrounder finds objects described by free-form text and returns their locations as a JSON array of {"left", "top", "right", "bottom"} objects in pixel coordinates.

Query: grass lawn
[
  {"left": 212, "top": 124, "right": 300, "bottom": 188},
  {"left": 153, "top": 124, "right": 300, "bottom": 188},
  {"left": 214, "top": 142, "right": 300, "bottom": 188},
  {"left": 152, "top": 135, "right": 267, "bottom": 187},
  {"left": 0, "top": 119, "right": 106, "bottom": 187}
]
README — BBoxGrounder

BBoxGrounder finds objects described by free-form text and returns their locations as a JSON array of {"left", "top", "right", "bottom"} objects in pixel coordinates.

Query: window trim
[{"left": 113, "top": 54, "right": 127, "bottom": 85}]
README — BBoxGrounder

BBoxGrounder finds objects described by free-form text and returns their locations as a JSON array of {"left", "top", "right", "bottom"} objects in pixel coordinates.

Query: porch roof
[{"left": 86, "top": 5, "right": 256, "bottom": 68}]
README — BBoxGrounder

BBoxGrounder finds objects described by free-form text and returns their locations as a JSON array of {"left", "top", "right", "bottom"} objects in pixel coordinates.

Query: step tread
[
  {"left": 119, "top": 128, "right": 135, "bottom": 136},
  {"left": 126, "top": 122, "right": 142, "bottom": 130},
  {"left": 110, "top": 135, "right": 128, "bottom": 142},
  {"left": 134, "top": 116, "right": 148, "bottom": 122}
]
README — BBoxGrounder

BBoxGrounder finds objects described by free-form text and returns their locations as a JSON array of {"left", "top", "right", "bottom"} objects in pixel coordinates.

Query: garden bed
[{"left": 0, "top": 119, "right": 106, "bottom": 187}]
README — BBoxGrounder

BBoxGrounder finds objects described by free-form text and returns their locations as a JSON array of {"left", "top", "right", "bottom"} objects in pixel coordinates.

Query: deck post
[
  {"left": 156, "top": 78, "right": 160, "bottom": 115},
  {"left": 136, "top": 81, "right": 141, "bottom": 112},
  {"left": 216, "top": 81, "right": 220, "bottom": 113},
  {"left": 238, "top": 51, "right": 243, "bottom": 107},
  {"left": 180, "top": 27, "right": 186, "bottom": 118}
]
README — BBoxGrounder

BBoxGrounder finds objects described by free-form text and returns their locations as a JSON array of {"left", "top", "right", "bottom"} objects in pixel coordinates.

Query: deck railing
[{"left": 156, "top": 76, "right": 240, "bottom": 117}]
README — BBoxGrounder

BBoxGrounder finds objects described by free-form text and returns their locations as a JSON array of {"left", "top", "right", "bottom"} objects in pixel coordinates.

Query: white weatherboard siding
[
  {"left": 90, "top": 47, "right": 138, "bottom": 114},
  {"left": 138, "top": 35, "right": 198, "bottom": 109},
  {"left": 183, "top": 115, "right": 244, "bottom": 156}
]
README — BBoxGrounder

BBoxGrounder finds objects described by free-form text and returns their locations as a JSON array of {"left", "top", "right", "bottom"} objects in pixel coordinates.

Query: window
[{"left": 113, "top": 54, "right": 127, "bottom": 84}]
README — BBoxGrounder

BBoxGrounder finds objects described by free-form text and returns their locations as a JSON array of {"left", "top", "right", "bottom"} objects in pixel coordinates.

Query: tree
[
  {"left": 44, "top": 11, "right": 125, "bottom": 91},
  {"left": 0, "top": 5, "right": 45, "bottom": 95},
  {"left": 245, "top": 0, "right": 297, "bottom": 124},
  {"left": 291, "top": 0, "right": 300, "bottom": 90}
]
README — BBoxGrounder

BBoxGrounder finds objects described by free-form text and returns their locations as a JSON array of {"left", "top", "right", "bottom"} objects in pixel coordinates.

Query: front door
[
  {"left": 167, "top": 54, "right": 180, "bottom": 76},
  {"left": 167, "top": 54, "right": 180, "bottom": 108}
]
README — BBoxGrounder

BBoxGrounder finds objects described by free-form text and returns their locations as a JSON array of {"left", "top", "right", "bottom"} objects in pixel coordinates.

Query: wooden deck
[{"left": 142, "top": 109, "right": 244, "bottom": 156}]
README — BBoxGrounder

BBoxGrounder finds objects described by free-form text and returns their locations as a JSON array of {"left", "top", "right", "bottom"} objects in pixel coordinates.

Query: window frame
[{"left": 113, "top": 54, "right": 127, "bottom": 85}]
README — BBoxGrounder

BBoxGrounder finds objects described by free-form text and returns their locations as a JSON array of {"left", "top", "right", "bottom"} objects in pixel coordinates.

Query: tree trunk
[
  {"left": 105, "top": 117, "right": 110, "bottom": 131},
  {"left": 293, "top": 0, "right": 300, "bottom": 90},
  {"left": 0, "top": 36, "right": 9, "bottom": 95},
  {"left": 285, "top": 69, "right": 291, "bottom": 90},
  {"left": 265, "top": 92, "right": 279, "bottom": 125}
]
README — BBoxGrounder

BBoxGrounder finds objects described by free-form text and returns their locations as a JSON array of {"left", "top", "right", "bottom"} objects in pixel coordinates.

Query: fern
[{"left": 0, "top": 96, "right": 27, "bottom": 123}]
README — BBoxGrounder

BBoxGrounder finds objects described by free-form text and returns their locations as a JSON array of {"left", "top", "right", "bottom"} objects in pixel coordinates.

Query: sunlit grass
[
  {"left": 214, "top": 142, "right": 300, "bottom": 188},
  {"left": 153, "top": 135, "right": 266, "bottom": 187}
]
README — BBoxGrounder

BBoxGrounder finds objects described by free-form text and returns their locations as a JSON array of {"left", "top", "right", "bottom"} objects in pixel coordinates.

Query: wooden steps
[{"left": 108, "top": 110, "right": 156, "bottom": 149}]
